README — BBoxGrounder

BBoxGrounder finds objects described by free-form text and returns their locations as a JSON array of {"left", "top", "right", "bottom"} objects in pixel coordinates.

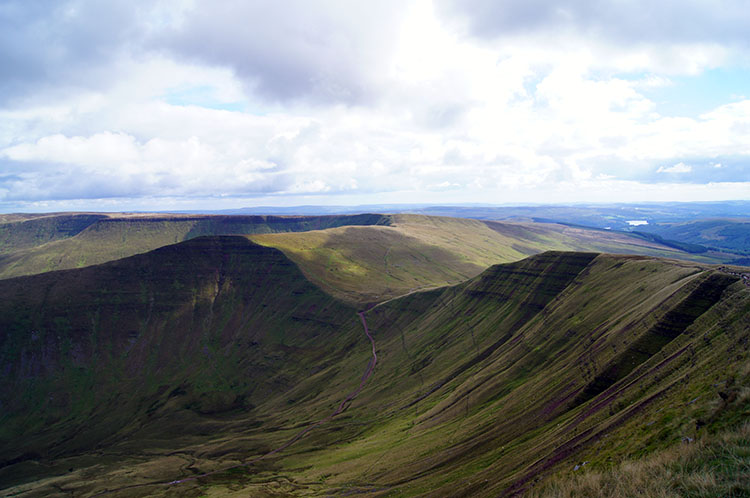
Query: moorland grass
[{"left": 529, "top": 421, "right": 750, "bottom": 498}]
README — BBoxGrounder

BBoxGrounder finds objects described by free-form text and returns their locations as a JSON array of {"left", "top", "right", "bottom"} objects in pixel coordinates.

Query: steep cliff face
[{"left": 0, "top": 236, "right": 361, "bottom": 467}]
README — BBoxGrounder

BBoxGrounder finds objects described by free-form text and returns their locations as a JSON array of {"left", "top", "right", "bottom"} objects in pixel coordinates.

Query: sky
[{"left": 1, "top": 0, "right": 749, "bottom": 212}]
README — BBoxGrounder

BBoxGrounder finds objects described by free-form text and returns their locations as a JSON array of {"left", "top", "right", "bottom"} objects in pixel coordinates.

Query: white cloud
[
  {"left": 634, "top": 75, "right": 673, "bottom": 89},
  {"left": 657, "top": 162, "right": 693, "bottom": 174},
  {"left": 287, "top": 180, "right": 331, "bottom": 194},
  {"left": 3, "top": 132, "right": 140, "bottom": 166}
]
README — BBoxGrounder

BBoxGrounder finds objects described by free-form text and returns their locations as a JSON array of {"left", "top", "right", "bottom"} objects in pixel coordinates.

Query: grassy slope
[
  {"left": 0, "top": 236, "right": 376, "bottom": 495},
  {"left": 0, "top": 212, "right": 727, "bottom": 300},
  {"left": 242, "top": 254, "right": 746, "bottom": 498},
  {"left": 392, "top": 257, "right": 745, "bottom": 496},
  {"left": 0, "top": 213, "right": 389, "bottom": 279},
  {"left": 0, "top": 214, "right": 106, "bottom": 254},
  {"left": 250, "top": 213, "right": 722, "bottom": 304},
  {"left": 3, "top": 249, "right": 748, "bottom": 497},
  {"left": 529, "top": 421, "right": 750, "bottom": 497}
]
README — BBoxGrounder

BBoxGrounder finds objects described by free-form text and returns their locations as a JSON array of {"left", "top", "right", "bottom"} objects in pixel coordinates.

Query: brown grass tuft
[{"left": 529, "top": 422, "right": 750, "bottom": 498}]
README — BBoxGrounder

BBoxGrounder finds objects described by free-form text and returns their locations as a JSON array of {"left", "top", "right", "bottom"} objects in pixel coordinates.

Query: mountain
[
  {"left": 250, "top": 214, "right": 734, "bottom": 303},
  {"left": 326, "top": 252, "right": 748, "bottom": 496},
  {"left": 0, "top": 213, "right": 390, "bottom": 279},
  {"left": 0, "top": 237, "right": 370, "bottom": 493},
  {"left": 400, "top": 201, "right": 750, "bottom": 228},
  {"left": 172, "top": 202, "right": 750, "bottom": 265},
  {"left": 2, "top": 212, "right": 731, "bottom": 303},
  {"left": 1, "top": 238, "right": 748, "bottom": 497}
]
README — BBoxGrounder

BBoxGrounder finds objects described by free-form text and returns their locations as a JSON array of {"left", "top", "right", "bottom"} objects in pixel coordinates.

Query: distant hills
[
  {"left": 0, "top": 211, "right": 737, "bottom": 292},
  {"left": 179, "top": 201, "right": 750, "bottom": 265},
  {"left": 251, "top": 213, "right": 736, "bottom": 303},
  {"left": 167, "top": 200, "right": 750, "bottom": 224},
  {"left": 0, "top": 213, "right": 389, "bottom": 280},
  {"left": 642, "top": 218, "right": 750, "bottom": 257}
]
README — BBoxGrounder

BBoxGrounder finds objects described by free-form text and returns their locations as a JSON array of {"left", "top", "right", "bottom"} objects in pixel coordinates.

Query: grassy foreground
[{"left": 530, "top": 420, "right": 750, "bottom": 497}]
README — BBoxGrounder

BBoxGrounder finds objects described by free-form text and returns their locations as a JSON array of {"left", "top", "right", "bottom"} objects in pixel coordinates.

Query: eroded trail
[{"left": 93, "top": 311, "right": 377, "bottom": 496}]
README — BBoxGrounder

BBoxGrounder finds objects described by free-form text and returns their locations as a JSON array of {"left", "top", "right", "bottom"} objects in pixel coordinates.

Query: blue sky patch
[
  {"left": 162, "top": 85, "right": 248, "bottom": 112},
  {"left": 637, "top": 67, "right": 750, "bottom": 118}
]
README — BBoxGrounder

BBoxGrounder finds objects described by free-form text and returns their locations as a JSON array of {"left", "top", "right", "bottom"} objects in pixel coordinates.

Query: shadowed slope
[
  {"left": 0, "top": 213, "right": 390, "bottom": 279},
  {"left": 0, "top": 236, "right": 371, "bottom": 492}
]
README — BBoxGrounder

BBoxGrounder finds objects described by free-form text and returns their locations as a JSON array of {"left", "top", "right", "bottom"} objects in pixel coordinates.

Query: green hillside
[
  {"left": 0, "top": 237, "right": 372, "bottom": 493},
  {"left": 1, "top": 241, "right": 748, "bottom": 497},
  {"left": 1, "top": 212, "right": 723, "bottom": 302},
  {"left": 250, "top": 214, "right": 728, "bottom": 304},
  {"left": 0, "top": 213, "right": 390, "bottom": 279},
  {"left": 304, "top": 253, "right": 748, "bottom": 496},
  {"left": 0, "top": 214, "right": 107, "bottom": 254}
]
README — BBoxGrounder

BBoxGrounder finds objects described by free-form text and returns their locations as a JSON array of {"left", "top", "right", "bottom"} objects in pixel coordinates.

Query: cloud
[
  {"left": 0, "top": 0, "right": 145, "bottom": 105},
  {"left": 0, "top": 1, "right": 749, "bottom": 210},
  {"left": 154, "top": 0, "right": 407, "bottom": 105},
  {"left": 657, "top": 162, "right": 693, "bottom": 173},
  {"left": 0, "top": 0, "right": 407, "bottom": 107},
  {"left": 0, "top": 130, "right": 295, "bottom": 200},
  {"left": 437, "top": 0, "right": 750, "bottom": 46},
  {"left": 434, "top": 1, "right": 750, "bottom": 78}
]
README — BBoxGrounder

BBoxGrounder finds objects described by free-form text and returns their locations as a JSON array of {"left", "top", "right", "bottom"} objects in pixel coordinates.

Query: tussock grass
[{"left": 530, "top": 422, "right": 750, "bottom": 498}]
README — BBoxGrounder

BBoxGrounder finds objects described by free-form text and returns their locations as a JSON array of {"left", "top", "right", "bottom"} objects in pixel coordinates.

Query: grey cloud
[
  {"left": 443, "top": 148, "right": 466, "bottom": 165},
  {"left": 437, "top": 0, "right": 750, "bottom": 46},
  {"left": 0, "top": 0, "right": 406, "bottom": 106},
  {"left": 416, "top": 103, "right": 468, "bottom": 130},
  {"left": 181, "top": 172, "right": 295, "bottom": 197},
  {"left": 152, "top": 0, "right": 405, "bottom": 105},
  {"left": 0, "top": 158, "right": 296, "bottom": 202},
  {"left": 0, "top": 0, "right": 140, "bottom": 106},
  {"left": 0, "top": 162, "right": 149, "bottom": 201}
]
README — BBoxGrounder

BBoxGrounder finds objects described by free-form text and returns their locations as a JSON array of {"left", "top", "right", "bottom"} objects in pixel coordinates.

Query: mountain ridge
[
  {"left": 1, "top": 241, "right": 748, "bottom": 496},
  {"left": 0, "top": 236, "right": 366, "bottom": 475}
]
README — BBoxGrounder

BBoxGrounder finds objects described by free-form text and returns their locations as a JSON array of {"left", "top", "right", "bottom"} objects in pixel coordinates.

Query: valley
[{"left": 0, "top": 214, "right": 748, "bottom": 497}]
